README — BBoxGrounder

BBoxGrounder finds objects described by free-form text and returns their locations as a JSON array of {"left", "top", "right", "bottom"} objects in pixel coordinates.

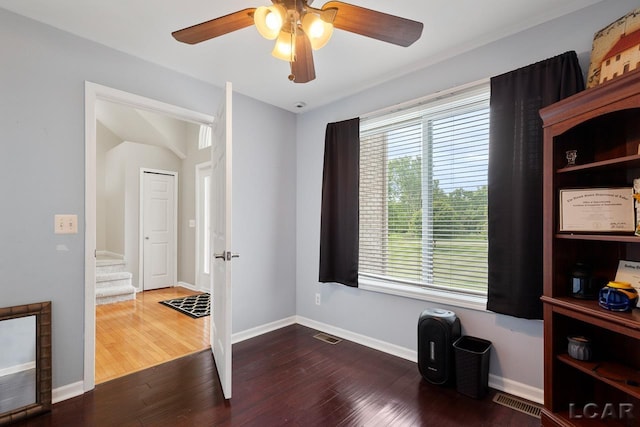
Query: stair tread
[
  {"left": 96, "top": 259, "right": 125, "bottom": 266},
  {"left": 96, "top": 291, "right": 136, "bottom": 305},
  {"left": 96, "top": 271, "right": 132, "bottom": 281},
  {"left": 96, "top": 285, "right": 136, "bottom": 297}
]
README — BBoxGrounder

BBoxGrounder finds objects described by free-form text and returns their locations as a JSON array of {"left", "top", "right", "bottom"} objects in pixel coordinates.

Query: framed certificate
[
  {"left": 559, "top": 188, "right": 635, "bottom": 232},
  {"left": 615, "top": 260, "right": 640, "bottom": 307}
]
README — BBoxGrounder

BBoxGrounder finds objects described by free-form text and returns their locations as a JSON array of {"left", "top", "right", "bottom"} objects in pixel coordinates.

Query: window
[
  {"left": 198, "top": 125, "right": 212, "bottom": 149},
  {"left": 359, "top": 82, "right": 490, "bottom": 303},
  {"left": 202, "top": 174, "right": 211, "bottom": 275}
]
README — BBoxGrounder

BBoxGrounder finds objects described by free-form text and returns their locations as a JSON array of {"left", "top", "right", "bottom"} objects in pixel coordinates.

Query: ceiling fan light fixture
[
  {"left": 254, "top": 5, "right": 285, "bottom": 40},
  {"left": 272, "top": 30, "right": 296, "bottom": 62},
  {"left": 301, "top": 13, "right": 333, "bottom": 50},
  {"left": 173, "top": 1, "right": 424, "bottom": 84}
]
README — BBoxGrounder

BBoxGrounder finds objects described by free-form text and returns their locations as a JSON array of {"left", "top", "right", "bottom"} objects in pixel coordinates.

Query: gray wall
[
  {"left": 295, "top": 0, "right": 639, "bottom": 397},
  {"left": 231, "top": 94, "right": 297, "bottom": 332},
  {"left": 97, "top": 120, "right": 206, "bottom": 288},
  {"left": 104, "top": 140, "right": 126, "bottom": 257},
  {"left": 0, "top": 7, "right": 297, "bottom": 389},
  {"left": 107, "top": 141, "right": 182, "bottom": 288},
  {"left": 178, "top": 124, "right": 210, "bottom": 288},
  {"left": 96, "top": 122, "right": 122, "bottom": 252}
]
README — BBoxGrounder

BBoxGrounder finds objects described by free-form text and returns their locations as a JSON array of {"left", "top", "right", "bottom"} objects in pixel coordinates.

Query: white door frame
[
  {"left": 139, "top": 168, "right": 178, "bottom": 291},
  {"left": 195, "top": 161, "right": 212, "bottom": 291},
  {"left": 84, "top": 81, "right": 214, "bottom": 392}
]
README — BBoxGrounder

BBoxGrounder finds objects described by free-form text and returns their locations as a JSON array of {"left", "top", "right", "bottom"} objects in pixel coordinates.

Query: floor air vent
[
  {"left": 313, "top": 332, "right": 342, "bottom": 345},
  {"left": 492, "top": 392, "right": 541, "bottom": 418}
]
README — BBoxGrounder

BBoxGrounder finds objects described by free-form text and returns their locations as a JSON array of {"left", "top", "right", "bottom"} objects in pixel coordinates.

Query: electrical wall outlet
[
  {"left": 315, "top": 293, "right": 321, "bottom": 306},
  {"left": 54, "top": 214, "right": 78, "bottom": 234}
]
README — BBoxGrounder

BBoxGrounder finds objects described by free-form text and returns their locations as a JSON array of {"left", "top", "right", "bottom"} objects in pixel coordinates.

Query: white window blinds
[{"left": 359, "top": 82, "right": 490, "bottom": 296}]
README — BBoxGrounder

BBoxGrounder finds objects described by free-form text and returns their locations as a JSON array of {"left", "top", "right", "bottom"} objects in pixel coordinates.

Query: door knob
[{"left": 214, "top": 251, "right": 240, "bottom": 261}]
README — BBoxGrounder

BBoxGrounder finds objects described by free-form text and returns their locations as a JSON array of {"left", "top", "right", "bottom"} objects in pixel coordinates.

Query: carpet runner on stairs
[{"left": 96, "top": 258, "right": 136, "bottom": 305}]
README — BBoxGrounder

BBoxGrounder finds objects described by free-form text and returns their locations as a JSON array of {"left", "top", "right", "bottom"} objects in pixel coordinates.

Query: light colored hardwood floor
[{"left": 95, "top": 286, "right": 210, "bottom": 384}]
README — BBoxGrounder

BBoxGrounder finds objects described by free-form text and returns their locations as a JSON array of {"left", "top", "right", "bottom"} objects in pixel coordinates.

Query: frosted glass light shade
[
  {"left": 301, "top": 13, "right": 333, "bottom": 50},
  {"left": 272, "top": 30, "right": 295, "bottom": 61},
  {"left": 254, "top": 5, "right": 285, "bottom": 40}
]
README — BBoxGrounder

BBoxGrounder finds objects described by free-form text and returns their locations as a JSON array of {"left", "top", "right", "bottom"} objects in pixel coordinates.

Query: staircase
[{"left": 96, "top": 258, "right": 136, "bottom": 305}]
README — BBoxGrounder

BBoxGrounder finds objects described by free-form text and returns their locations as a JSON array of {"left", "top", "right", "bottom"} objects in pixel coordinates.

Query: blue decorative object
[{"left": 598, "top": 282, "right": 638, "bottom": 312}]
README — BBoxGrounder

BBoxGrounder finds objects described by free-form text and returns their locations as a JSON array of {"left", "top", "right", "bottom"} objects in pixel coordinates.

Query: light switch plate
[{"left": 55, "top": 214, "right": 78, "bottom": 234}]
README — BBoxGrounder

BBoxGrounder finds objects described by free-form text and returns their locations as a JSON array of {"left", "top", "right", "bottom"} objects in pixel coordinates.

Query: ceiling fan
[{"left": 172, "top": 1, "right": 423, "bottom": 84}]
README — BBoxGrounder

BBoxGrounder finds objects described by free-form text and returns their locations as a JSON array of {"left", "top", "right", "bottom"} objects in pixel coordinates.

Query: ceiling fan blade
[
  {"left": 322, "top": 1, "right": 423, "bottom": 47},
  {"left": 290, "top": 30, "right": 316, "bottom": 83},
  {"left": 172, "top": 8, "right": 256, "bottom": 44}
]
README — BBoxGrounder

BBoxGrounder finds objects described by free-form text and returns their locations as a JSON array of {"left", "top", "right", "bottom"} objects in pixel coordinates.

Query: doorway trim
[
  {"left": 84, "top": 81, "right": 214, "bottom": 392},
  {"left": 139, "top": 168, "right": 179, "bottom": 291}
]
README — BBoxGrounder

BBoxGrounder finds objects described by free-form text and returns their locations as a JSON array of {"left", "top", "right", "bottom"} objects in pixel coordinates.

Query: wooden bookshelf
[{"left": 540, "top": 69, "right": 640, "bottom": 426}]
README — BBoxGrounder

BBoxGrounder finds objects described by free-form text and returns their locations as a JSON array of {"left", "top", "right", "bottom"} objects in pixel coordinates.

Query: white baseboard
[
  {"left": 232, "top": 316, "right": 297, "bottom": 344},
  {"left": 296, "top": 316, "right": 417, "bottom": 361},
  {"left": 52, "top": 316, "right": 542, "bottom": 407},
  {"left": 488, "top": 374, "right": 543, "bottom": 404},
  {"left": 295, "top": 316, "right": 543, "bottom": 404},
  {"left": 177, "top": 281, "right": 197, "bottom": 291},
  {"left": 53, "top": 380, "right": 84, "bottom": 404},
  {"left": 0, "top": 362, "right": 36, "bottom": 377},
  {"left": 177, "top": 281, "right": 210, "bottom": 293}
]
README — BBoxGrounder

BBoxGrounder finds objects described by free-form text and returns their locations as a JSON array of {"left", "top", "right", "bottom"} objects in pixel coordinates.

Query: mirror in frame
[{"left": 0, "top": 301, "right": 51, "bottom": 425}]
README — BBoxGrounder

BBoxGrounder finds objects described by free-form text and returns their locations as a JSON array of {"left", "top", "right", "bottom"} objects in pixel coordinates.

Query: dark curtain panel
[
  {"left": 487, "top": 51, "right": 584, "bottom": 319},
  {"left": 319, "top": 118, "right": 360, "bottom": 287}
]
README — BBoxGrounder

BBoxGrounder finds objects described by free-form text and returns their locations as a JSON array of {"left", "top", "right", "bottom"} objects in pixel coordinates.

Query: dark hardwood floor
[{"left": 14, "top": 324, "right": 539, "bottom": 426}]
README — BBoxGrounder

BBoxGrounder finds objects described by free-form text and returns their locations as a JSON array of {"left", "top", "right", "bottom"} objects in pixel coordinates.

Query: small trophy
[{"left": 566, "top": 150, "right": 577, "bottom": 167}]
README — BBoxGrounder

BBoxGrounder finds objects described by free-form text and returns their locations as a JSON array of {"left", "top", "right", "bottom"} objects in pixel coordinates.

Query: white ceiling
[
  {"left": 96, "top": 100, "right": 195, "bottom": 158},
  {"left": 0, "top": 0, "right": 603, "bottom": 113}
]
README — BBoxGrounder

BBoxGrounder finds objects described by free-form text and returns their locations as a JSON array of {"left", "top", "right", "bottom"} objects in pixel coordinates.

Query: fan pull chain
[
  {"left": 287, "top": 16, "right": 297, "bottom": 81},
  {"left": 289, "top": 19, "right": 296, "bottom": 63}
]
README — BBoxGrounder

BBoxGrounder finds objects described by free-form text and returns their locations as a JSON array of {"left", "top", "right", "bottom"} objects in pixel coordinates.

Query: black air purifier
[{"left": 418, "top": 308, "right": 461, "bottom": 385}]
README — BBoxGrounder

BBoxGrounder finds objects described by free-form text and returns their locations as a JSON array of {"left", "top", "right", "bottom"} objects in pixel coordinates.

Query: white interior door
[
  {"left": 211, "top": 82, "right": 234, "bottom": 399},
  {"left": 142, "top": 170, "right": 176, "bottom": 290}
]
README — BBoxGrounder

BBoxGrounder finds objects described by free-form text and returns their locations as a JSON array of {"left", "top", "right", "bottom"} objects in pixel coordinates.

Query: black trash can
[{"left": 453, "top": 335, "right": 492, "bottom": 399}]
